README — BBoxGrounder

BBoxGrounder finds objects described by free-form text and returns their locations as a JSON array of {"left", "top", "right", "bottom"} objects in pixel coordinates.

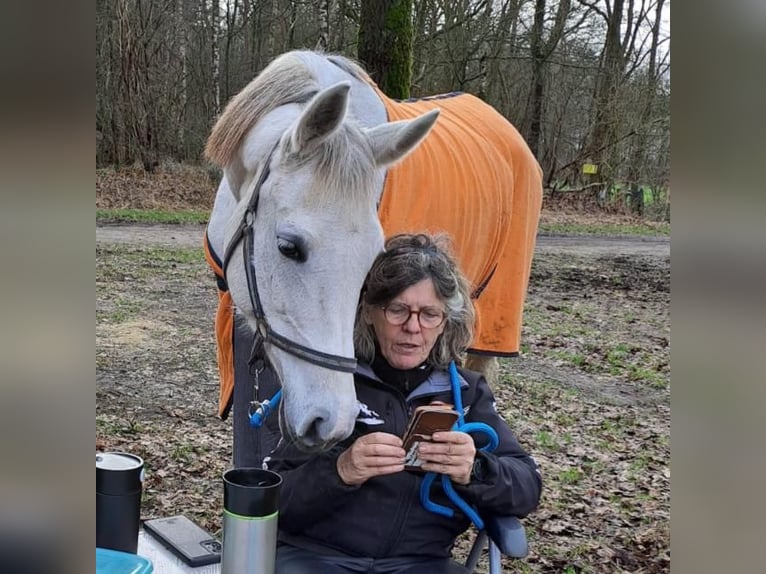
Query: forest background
[{"left": 96, "top": 0, "right": 670, "bottom": 219}]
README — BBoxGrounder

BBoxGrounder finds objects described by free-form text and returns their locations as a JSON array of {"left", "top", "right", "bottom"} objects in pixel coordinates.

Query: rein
[{"left": 221, "top": 143, "right": 358, "bottom": 381}]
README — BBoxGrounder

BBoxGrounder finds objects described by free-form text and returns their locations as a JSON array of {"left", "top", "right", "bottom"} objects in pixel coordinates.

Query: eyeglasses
[{"left": 380, "top": 302, "right": 446, "bottom": 329}]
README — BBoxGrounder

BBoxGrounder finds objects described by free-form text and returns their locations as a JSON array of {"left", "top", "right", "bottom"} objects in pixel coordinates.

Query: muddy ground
[{"left": 96, "top": 224, "right": 669, "bottom": 573}]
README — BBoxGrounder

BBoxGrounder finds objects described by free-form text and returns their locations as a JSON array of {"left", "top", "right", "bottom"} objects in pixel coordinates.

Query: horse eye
[{"left": 277, "top": 237, "right": 306, "bottom": 262}]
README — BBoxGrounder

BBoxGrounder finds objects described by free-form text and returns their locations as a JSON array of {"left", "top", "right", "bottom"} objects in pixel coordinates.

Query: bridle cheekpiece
[{"left": 220, "top": 143, "right": 358, "bottom": 374}]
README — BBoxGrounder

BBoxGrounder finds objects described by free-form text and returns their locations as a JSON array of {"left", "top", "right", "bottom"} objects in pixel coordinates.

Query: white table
[{"left": 137, "top": 530, "right": 221, "bottom": 574}]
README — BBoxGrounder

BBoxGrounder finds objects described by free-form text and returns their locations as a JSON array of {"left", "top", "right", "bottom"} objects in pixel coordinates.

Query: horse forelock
[
  {"left": 320, "top": 126, "right": 379, "bottom": 207},
  {"left": 205, "top": 53, "right": 317, "bottom": 167},
  {"left": 282, "top": 125, "right": 377, "bottom": 210}
]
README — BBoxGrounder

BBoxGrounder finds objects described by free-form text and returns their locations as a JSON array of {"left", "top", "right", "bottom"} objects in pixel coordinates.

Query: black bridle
[{"left": 221, "top": 145, "right": 358, "bottom": 374}]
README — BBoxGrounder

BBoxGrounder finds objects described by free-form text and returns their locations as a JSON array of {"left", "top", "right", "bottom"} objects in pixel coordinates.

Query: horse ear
[
  {"left": 368, "top": 109, "right": 440, "bottom": 167},
  {"left": 290, "top": 82, "right": 351, "bottom": 154}
]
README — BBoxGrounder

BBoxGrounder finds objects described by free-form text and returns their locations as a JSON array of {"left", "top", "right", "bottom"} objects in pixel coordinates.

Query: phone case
[
  {"left": 143, "top": 515, "right": 222, "bottom": 566},
  {"left": 402, "top": 406, "right": 459, "bottom": 471}
]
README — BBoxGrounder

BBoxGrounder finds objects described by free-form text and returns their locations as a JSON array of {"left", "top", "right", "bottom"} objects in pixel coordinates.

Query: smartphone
[
  {"left": 143, "top": 515, "right": 222, "bottom": 567},
  {"left": 402, "top": 405, "right": 459, "bottom": 471}
]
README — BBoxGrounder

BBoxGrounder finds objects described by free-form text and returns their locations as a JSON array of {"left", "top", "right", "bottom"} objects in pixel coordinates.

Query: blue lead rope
[
  {"left": 419, "top": 361, "right": 499, "bottom": 530},
  {"left": 249, "top": 389, "right": 282, "bottom": 428}
]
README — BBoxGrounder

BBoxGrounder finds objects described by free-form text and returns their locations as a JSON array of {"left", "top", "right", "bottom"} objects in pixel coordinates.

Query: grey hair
[{"left": 354, "top": 233, "right": 475, "bottom": 368}]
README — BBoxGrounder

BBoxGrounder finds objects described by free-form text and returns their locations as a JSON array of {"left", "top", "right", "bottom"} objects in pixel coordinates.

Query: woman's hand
[
  {"left": 336, "top": 432, "right": 406, "bottom": 486},
  {"left": 417, "top": 431, "right": 476, "bottom": 485}
]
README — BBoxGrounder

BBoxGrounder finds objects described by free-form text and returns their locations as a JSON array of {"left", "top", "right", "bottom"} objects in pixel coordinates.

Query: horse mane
[
  {"left": 205, "top": 52, "right": 317, "bottom": 167},
  {"left": 325, "top": 54, "right": 373, "bottom": 85},
  {"left": 206, "top": 51, "right": 378, "bottom": 207}
]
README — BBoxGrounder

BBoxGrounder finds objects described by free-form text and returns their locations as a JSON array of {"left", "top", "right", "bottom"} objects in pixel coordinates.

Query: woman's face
[{"left": 367, "top": 278, "right": 447, "bottom": 370}]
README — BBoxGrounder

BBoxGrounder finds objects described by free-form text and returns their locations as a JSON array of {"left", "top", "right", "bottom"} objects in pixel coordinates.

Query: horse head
[{"left": 208, "top": 79, "right": 438, "bottom": 451}]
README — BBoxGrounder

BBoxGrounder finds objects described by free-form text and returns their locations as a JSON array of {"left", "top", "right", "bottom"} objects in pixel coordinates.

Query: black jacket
[{"left": 266, "top": 362, "right": 542, "bottom": 559}]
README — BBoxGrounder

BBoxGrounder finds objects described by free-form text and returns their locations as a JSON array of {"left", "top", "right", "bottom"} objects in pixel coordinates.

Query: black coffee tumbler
[{"left": 96, "top": 452, "right": 144, "bottom": 554}]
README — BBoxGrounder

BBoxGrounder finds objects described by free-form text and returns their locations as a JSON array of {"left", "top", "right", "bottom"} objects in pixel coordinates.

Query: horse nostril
[
  {"left": 288, "top": 401, "right": 354, "bottom": 452},
  {"left": 302, "top": 423, "right": 322, "bottom": 446},
  {"left": 297, "top": 409, "right": 333, "bottom": 449}
]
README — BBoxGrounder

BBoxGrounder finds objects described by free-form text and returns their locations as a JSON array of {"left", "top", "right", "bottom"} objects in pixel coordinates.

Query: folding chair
[
  {"left": 228, "top": 319, "right": 527, "bottom": 573},
  {"left": 465, "top": 514, "right": 528, "bottom": 573}
]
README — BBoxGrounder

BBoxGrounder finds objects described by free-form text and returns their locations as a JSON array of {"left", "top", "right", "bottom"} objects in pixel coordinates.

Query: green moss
[{"left": 382, "top": 0, "right": 414, "bottom": 98}]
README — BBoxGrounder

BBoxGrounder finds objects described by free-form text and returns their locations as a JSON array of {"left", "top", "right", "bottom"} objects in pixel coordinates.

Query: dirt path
[{"left": 96, "top": 223, "right": 670, "bottom": 258}]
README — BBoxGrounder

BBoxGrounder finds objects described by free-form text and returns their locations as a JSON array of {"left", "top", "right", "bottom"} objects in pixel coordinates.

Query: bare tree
[
  {"left": 210, "top": 0, "right": 221, "bottom": 116},
  {"left": 177, "top": 0, "right": 188, "bottom": 154},
  {"left": 525, "top": 0, "right": 573, "bottom": 157},
  {"left": 96, "top": 0, "right": 669, "bottom": 215}
]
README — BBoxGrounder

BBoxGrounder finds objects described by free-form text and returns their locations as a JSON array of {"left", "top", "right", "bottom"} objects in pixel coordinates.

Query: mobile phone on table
[{"left": 143, "top": 515, "right": 222, "bottom": 567}]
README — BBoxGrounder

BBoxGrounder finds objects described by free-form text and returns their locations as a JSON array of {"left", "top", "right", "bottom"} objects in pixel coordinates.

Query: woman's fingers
[
  {"left": 417, "top": 431, "right": 475, "bottom": 484},
  {"left": 362, "top": 432, "right": 404, "bottom": 447},
  {"left": 355, "top": 432, "right": 405, "bottom": 460},
  {"left": 337, "top": 433, "right": 406, "bottom": 485},
  {"left": 419, "top": 431, "right": 475, "bottom": 457}
]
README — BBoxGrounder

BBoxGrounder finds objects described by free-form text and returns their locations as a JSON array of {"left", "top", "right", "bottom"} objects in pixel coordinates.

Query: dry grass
[{"left": 96, "top": 163, "right": 219, "bottom": 211}]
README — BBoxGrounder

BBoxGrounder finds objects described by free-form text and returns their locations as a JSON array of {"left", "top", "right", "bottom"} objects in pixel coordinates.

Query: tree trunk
[
  {"left": 358, "top": 0, "right": 414, "bottom": 98},
  {"left": 583, "top": 0, "right": 627, "bottom": 179},
  {"left": 223, "top": 0, "right": 238, "bottom": 103},
  {"left": 177, "top": 0, "right": 187, "bottom": 156},
  {"left": 210, "top": 0, "right": 221, "bottom": 116},
  {"left": 242, "top": 0, "right": 253, "bottom": 72},
  {"left": 526, "top": 0, "right": 546, "bottom": 157},
  {"left": 626, "top": 0, "right": 666, "bottom": 210},
  {"left": 317, "top": 0, "right": 330, "bottom": 51}
]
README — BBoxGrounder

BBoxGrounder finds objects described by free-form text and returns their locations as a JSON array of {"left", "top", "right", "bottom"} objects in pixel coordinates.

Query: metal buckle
[{"left": 246, "top": 358, "right": 265, "bottom": 418}]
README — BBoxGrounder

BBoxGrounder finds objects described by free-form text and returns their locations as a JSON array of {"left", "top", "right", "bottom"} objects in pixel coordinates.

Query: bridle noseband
[{"left": 221, "top": 144, "right": 358, "bottom": 374}]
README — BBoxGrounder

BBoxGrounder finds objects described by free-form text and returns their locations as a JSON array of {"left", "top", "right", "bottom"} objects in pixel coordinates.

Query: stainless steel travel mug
[
  {"left": 221, "top": 468, "right": 282, "bottom": 574},
  {"left": 96, "top": 452, "right": 144, "bottom": 553}
]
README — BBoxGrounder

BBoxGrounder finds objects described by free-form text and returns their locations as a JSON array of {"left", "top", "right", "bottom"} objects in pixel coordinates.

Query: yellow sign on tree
[{"left": 582, "top": 163, "right": 598, "bottom": 175}]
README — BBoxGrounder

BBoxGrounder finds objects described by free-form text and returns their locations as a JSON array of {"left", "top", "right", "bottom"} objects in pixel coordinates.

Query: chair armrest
[{"left": 484, "top": 515, "right": 528, "bottom": 558}]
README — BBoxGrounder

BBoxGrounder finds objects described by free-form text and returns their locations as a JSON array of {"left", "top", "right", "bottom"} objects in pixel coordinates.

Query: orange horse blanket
[
  {"left": 376, "top": 90, "right": 542, "bottom": 355},
  {"left": 205, "top": 92, "right": 542, "bottom": 418}
]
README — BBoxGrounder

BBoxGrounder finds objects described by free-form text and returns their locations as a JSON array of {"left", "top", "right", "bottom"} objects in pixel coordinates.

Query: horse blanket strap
[
  {"left": 203, "top": 233, "right": 236, "bottom": 419},
  {"left": 221, "top": 143, "right": 358, "bottom": 375}
]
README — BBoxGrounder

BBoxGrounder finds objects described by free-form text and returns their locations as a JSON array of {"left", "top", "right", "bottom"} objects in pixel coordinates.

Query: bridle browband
[{"left": 221, "top": 143, "right": 358, "bottom": 374}]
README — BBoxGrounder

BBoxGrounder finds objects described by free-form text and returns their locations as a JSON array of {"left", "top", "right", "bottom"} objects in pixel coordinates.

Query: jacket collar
[{"left": 356, "top": 361, "right": 469, "bottom": 403}]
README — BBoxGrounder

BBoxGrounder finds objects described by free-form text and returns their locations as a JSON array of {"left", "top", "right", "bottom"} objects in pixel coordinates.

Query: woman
[{"left": 268, "top": 233, "right": 541, "bottom": 573}]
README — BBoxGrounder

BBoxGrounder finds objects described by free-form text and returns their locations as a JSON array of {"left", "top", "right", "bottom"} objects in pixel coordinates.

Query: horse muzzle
[{"left": 279, "top": 382, "right": 358, "bottom": 452}]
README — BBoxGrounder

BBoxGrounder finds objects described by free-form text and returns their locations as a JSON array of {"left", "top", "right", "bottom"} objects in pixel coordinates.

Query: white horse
[
  {"left": 205, "top": 52, "right": 438, "bottom": 451},
  {"left": 204, "top": 50, "right": 542, "bottom": 454}
]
